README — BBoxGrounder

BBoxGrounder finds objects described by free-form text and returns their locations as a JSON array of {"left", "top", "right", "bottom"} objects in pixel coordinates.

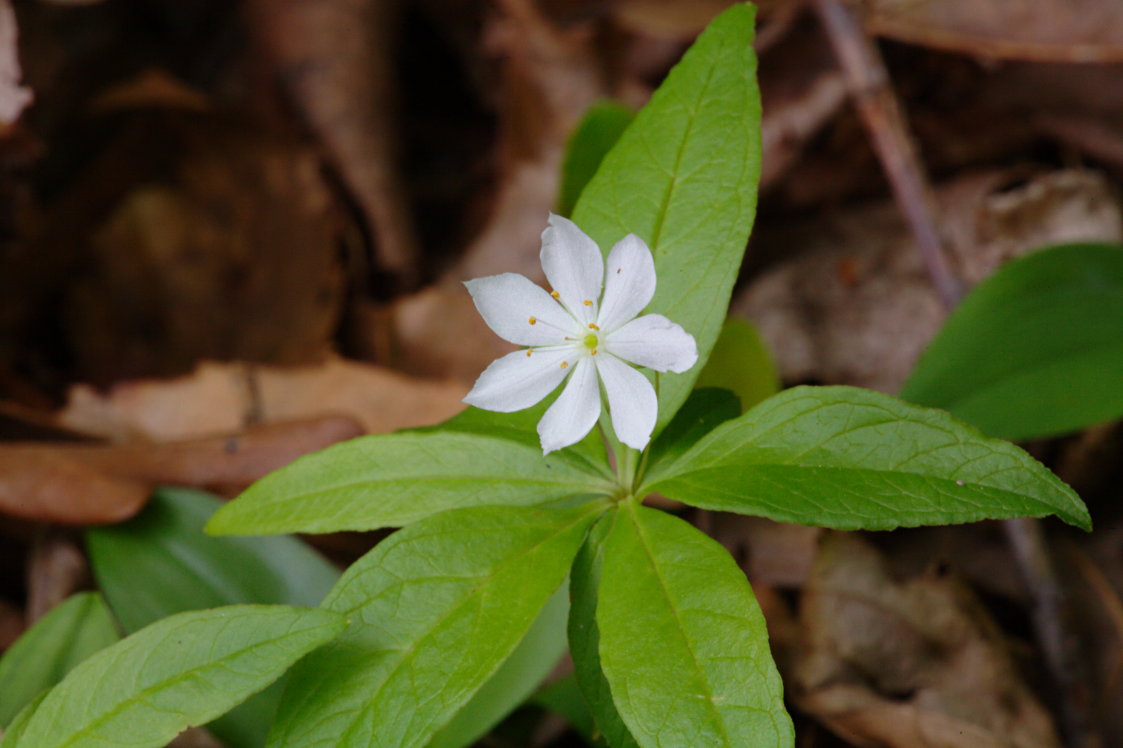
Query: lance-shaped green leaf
[
  {"left": 902, "top": 243, "right": 1123, "bottom": 441},
  {"left": 427, "top": 585, "right": 570, "bottom": 748},
  {"left": 5, "top": 605, "right": 345, "bottom": 748},
  {"left": 569, "top": 511, "right": 639, "bottom": 748},
  {"left": 559, "top": 101, "right": 635, "bottom": 218},
  {"left": 695, "top": 317, "right": 779, "bottom": 412},
  {"left": 268, "top": 504, "right": 603, "bottom": 748},
  {"left": 87, "top": 487, "right": 340, "bottom": 748},
  {"left": 643, "top": 386, "right": 1091, "bottom": 531},
  {"left": 0, "top": 593, "right": 118, "bottom": 727},
  {"left": 208, "top": 431, "right": 616, "bottom": 536},
  {"left": 0, "top": 694, "right": 46, "bottom": 748},
  {"left": 596, "top": 504, "right": 793, "bottom": 747},
  {"left": 572, "top": 4, "right": 762, "bottom": 435}
]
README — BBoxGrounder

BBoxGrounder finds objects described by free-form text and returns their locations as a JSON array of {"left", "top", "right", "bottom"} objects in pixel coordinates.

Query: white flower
[{"left": 463, "top": 214, "right": 698, "bottom": 454}]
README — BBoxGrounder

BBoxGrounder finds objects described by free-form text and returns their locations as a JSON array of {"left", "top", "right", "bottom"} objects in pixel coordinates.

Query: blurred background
[{"left": 1, "top": 0, "right": 1123, "bottom": 746}]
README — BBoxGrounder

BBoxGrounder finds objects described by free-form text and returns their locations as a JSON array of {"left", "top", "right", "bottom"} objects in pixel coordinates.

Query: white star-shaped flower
[{"left": 464, "top": 214, "right": 698, "bottom": 454}]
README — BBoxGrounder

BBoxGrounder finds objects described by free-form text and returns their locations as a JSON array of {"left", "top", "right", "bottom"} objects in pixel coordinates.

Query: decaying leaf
[
  {"left": 794, "top": 533, "right": 1062, "bottom": 748},
  {"left": 58, "top": 357, "right": 466, "bottom": 441},
  {"left": 734, "top": 169, "right": 1123, "bottom": 392}
]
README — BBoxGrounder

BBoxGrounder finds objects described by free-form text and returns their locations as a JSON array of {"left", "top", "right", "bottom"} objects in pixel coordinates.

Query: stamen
[
  {"left": 591, "top": 348, "right": 597, "bottom": 355},
  {"left": 616, "top": 268, "right": 621, "bottom": 274},
  {"left": 560, "top": 361, "right": 569, "bottom": 369},
  {"left": 550, "top": 290, "right": 559, "bottom": 299},
  {"left": 528, "top": 316, "right": 537, "bottom": 325},
  {"left": 583, "top": 300, "right": 593, "bottom": 306},
  {"left": 588, "top": 323, "right": 599, "bottom": 330},
  {"left": 526, "top": 350, "right": 532, "bottom": 357}
]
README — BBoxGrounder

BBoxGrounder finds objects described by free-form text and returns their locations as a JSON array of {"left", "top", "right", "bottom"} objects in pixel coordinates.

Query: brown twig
[
  {"left": 812, "top": 0, "right": 961, "bottom": 308},
  {"left": 813, "top": 2, "right": 1092, "bottom": 745}
]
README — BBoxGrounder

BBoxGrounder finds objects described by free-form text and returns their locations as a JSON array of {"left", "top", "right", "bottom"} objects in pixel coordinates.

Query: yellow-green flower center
[{"left": 583, "top": 333, "right": 599, "bottom": 350}]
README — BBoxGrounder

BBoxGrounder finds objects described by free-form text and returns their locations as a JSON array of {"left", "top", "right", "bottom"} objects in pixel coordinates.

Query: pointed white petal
[
  {"left": 540, "top": 214, "right": 604, "bottom": 325},
  {"left": 597, "top": 234, "right": 656, "bottom": 332},
  {"left": 605, "top": 314, "right": 698, "bottom": 373},
  {"left": 464, "top": 347, "right": 575, "bottom": 412},
  {"left": 596, "top": 353, "right": 657, "bottom": 451},
  {"left": 465, "top": 273, "right": 578, "bottom": 346},
  {"left": 537, "top": 357, "right": 601, "bottom": 454}
]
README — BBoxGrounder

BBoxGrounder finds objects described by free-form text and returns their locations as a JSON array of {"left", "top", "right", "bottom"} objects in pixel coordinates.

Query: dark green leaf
[
  {"left": 596, "top": 504, "right": 793, "bottom": 747},
  {"left": 569, "top": 511, "right": 639, "bottom": 748},
  {"left": 644, "top": 386, "right": 1091, "bottom": 531},
  {"left": 0, "top": 593, "right": 118, "bottom": 727},
  {"left": 572, "top": 4, "right": 762, "bottom": 435},
  {"left": 558, "top": 102, "right": 635, "bottom": 218},
  {"left": 86, "top": 486, "right": 340, "bottom": 748},
  {"left": 6, "top": 605, "right": 344, "bottom": 748},
  {"left": 208, "top": 431, "right": 615, "bottom": 536},
  {"left": 268, "top": 504, "right": 603, "bottom": 748},
  {"left": 695, "top": 317, "right": 779, "bottom": 411},
  {"left": 647, "top": 388, "right": 740, "bottom": 467},
  {"left": 532, "top": 675, "right": 596, "bottom": 743},
  {"left": 902, "top": 243, "right": 1123, "bottom": 440}
]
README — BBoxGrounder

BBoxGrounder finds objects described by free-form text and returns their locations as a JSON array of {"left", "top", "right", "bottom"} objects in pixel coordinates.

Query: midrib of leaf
[
  {"left": 48, "top": 618, "right": 317, "bottom": 748},
  {"left": 646, "top": 60, "right": 720, "bottom": 254},
  {"left": 623, "top": 503, "right": 731, "bottom": 746},
  {"left": 335, "top": 505, "right": 602, "bottom": 745}
]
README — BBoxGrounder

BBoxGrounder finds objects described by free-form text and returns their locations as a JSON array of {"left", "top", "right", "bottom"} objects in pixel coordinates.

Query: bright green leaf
[
  {"left": 572, "top": 4, "right": 762, "bottom": 435},
  {"left": 596, "top": 504, "right": 793, "bottom": 747},
  {"left": 902, "top": 243, "right": 1123, "bottom": 440},
  {"left": 268, "top": 503, "right": 603, "bottom": 748},
  {"left": 207, "top": 431, "right": 616, "bottom": 536},
  {"left": 559, "top": 102, "right": 635, "bottom": 218},
  {"left": 569, "top": 511, "right": 639, "bottom": 748},
  {"left": 644, "top": 385, "right": 1091, "bottom": 531},
  {"left": 87, "top": 486, "right": 340, "bottom": 748},
  {"left": 695, "top": 317, "right": 779, "bottom": 411},
  {"left": 427, "top": 584, "right": 569, "bottom": 748},
  {"left": 0, "top": 593, "right": 118, "bottom": 727},
  {"left": 7, "top": 605, "right": 345, "bottom": 748}
]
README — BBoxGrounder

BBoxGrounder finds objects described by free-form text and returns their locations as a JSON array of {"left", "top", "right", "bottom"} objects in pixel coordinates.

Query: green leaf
[
  {"left": 415, "top": 403, "right": 610, "bottom": 476},
  {"left": 208, "top": 431, "right": 616, "bottom": 536},
  {"left": 569, "top": 511, "right": 639, "bottom": 748},
  {"left": 0, "top": 593, "right": 118, "bottom": 727},
  {"left": 572, "top": 4, "right": 762, "bottom": 435},
  {"left": 6, "top": 605, "right": 345, "bottom": 748},
  {"left": 695, "top": 317, "right": 779, "bottom": 411},
  {"left": 87, "top": 486, "right": 340, "bottom": 748},
  {"left": 647, "top": 388, "right": 740, "bottom": 467},
  {"left": 427, "top": 584, "right": 570, "bottom": 748},
  {"left": 596, "top": 504, "right": 793, "bottom": 747},
  {"left": 88, "top": 487, "right": 339, "bottom": 631},
  {"left": 268, "top": 503, "right": 603, "bottom": 748},
  {"left": 559, "top": 102, "right": 635, "bottom": 218},
  {"left": 643, "top": 385, "right": 1091, "bottom": 531},
  {"left": 0, "top": 694, "right": 46, "bottom": 748},
  {"left": 902, "top": 243, "right": 1123, "bottom": 440}
]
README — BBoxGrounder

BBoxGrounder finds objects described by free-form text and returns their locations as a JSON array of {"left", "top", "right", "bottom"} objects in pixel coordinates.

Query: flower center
[{"left": 583, "top": 333, "right": 599, "bottom": 351}]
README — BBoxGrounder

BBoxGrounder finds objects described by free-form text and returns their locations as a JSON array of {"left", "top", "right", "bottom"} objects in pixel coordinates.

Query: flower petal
[
  {"left": 605, "top": 314, "right": 698, "bottom": 373},
  {"left": 464, "top": 347, "right": 574, "bottom": 412},
  {"left": 596, "top": 353, "right": 657, "bottom": 451},
  {"left": 465, "top": 273, "right": 577, "bottom": 346},
  {"left": 537, "top": 357, "right": 601, "bottom": 454},
  {"left": 597, "top": 234, "right": 656, "bottom": 332},
  {"left": 541, "top": 214, "right": 604, "bottom": 326}
]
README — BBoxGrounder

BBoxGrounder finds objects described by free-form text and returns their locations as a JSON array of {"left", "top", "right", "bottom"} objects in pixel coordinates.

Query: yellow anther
[
  {"left": 591, "top": 348, "right": 598, "bottom": 355},
  {"left": 528, "top": 316, "right": 537, "bottom": 325},
  {"left": 550, "top": 290, "right": 559, "bottom": 299},
  {"left": 588, "top": 323, "right": 599, "bottom": 330},
  {"left": 526, "top": 350, "right": 532, "bottom": 357},
  {"left": 583, "top": 299, "right": 593, "bottom": 306},
  {"left": 560, "top": 361, "right": 569, "bottom": 369}
]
